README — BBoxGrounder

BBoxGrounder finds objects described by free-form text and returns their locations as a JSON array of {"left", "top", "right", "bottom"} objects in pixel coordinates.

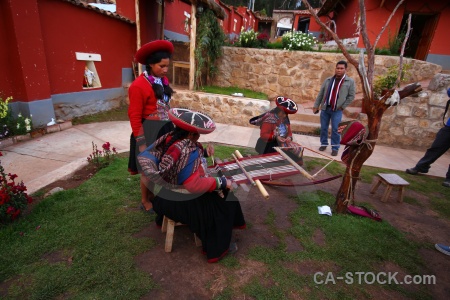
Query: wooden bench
[
  {"left": 172, "top": 61, "right": 190, "bottom": 85},
  {"left": 370, "top": 173, "right": 409, "bottom": 203},
  {"left": 161, "top": 216, "right": 201, "bottom": 252}
]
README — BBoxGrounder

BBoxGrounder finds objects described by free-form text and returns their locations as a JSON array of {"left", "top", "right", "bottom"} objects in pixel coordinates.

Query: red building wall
[
  {"left": 165, "top": 0, "right": 192, "bottom": 39},
  {"left": 0, "top": 0, "right": 52, "bottom": 103},
  {"left": 218, "top": 3, "right": 232, "bottom": 35},
  {"left": 115, "top": 0, "right": 136, "bottom": 22},
  {"left": 38, "top": 0, "right": 136, "bottom": 94},
  {"left": 334, "top": 0, "right": 450, "bottom": 57},
  {"left": 0, "top": 0, "right": 17, "bottom": 99},
  {"left": 140, "top": 1, "right": 162, "bottom": 43},
  {"left": 404, "top": 0, "right": 450, "bottom": 55},
  {"left": 333, "top": 0, "right": 360, "bottom": 39}
]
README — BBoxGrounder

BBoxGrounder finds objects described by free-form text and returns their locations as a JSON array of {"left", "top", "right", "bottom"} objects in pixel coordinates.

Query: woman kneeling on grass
[{"left": 137, "top": 108, "right": 246, "bottom": 263}]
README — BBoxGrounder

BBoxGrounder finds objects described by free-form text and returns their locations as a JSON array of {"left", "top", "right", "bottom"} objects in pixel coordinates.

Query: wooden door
[{"left": 415, "top": 14, "right": 439, "bottom": 60}]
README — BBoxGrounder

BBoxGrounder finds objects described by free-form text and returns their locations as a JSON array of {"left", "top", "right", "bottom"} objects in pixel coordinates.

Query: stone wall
[
  {"left": 171, "top": 73, "right": 449, "bottom": 150},
  {"left": 373, "top": 74, "right": 450, "bottom": 149},
  {"left": 212, "top": 47, "right": 442, "bottom": 103},
  {"left": 171, "top": 91, "right": 270, "bottom": 127}
]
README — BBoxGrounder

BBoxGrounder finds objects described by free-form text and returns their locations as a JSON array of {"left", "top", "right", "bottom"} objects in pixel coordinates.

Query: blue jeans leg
[
  {"left": 320, "top": 109, "right": 332, "bottom": 147},
  {"left": 330, "top": 110, "right": 343, "bottom": 151}
]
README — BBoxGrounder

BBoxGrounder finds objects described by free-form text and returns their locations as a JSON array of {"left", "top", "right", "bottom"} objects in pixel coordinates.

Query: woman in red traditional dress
[
  {"left": 138, "top": 108, "right": 246, "bottom": 263},
  {"left": 250, "top": 96, "right": 304, "bottom": 164},
  {"left": 128, "top": 40, "right": 175, "bottom": 213}
]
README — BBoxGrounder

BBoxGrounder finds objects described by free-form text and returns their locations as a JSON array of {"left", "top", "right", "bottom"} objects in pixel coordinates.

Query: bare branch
[
  {"left": 358, "top": 0, "right": 371, "bottom": 52},
  {"left": 373, "top": 0, "right": 405, "bottom": 49},
  {"left": 358, "top": 0, "right": 375, "bottom": 88},
  {"left": 300, "top": 0, "right": 359, "bottom": 68},
  {"left": 394, "top": 14, "right": 412, "bottom": 87}
]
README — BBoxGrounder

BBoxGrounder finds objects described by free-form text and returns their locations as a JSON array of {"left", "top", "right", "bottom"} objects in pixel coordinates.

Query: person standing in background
[
  {"left": 406, "top": 87, "right": 450, "bottom": 187},
  {"left": 313, "top": 61, "right": 356, "bottom": 156},
  {"left": 128, "top": 40, "right": 175, "bottom": 213}
]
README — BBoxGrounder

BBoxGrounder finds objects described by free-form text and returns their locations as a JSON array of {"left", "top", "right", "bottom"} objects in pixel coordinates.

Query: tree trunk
[{"left": 335, "top": 83, "right": 422, "bottom": 213}]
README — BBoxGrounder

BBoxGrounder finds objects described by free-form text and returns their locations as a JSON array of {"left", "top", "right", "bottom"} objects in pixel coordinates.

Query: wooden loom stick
[
  {"left": 234, "top": 150, "right": 269, "bottom": 200},
  {"left": 273, "top": 147, "right": 315, "bottom": 180}
]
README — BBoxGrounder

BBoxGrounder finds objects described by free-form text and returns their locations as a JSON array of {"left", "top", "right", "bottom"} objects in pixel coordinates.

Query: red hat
[
  {"left": 276, "top": 96, "right": 298, "bottom": 114},
  {"left": 168, "top": 108, "right": 216, "bottom": 134},
  {"left": 135, "top": 40, "right": 174, "bottom": 64}
]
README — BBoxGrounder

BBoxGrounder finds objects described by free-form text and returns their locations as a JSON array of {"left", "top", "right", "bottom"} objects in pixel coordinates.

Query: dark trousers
[{"left": 415, "top": 126, "right": 450, "bottom": 179}]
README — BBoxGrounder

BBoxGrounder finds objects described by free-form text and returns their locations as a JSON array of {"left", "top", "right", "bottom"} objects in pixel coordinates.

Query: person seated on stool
[
  {"left": 250, "top": 96, "right": 304, "bottom": 165},
  {"left": 137, "top": 108, "right": 246, "bottom": 263}
]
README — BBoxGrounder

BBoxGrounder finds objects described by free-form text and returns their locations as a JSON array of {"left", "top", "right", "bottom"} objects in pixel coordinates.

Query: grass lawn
[
  {"left": 198, "top": 86, "right": 268, "bottom": 100},
  {"left": 1, "top": 143, "right": 449, "bottom": 299}
]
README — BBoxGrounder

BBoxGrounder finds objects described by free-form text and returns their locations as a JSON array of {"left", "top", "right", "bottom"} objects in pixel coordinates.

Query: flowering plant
[
  {"left": 0, "top": 152, "right": 33, "bottom": 224},
  {"left": 87, "top": 141, "right": 118, "bottom": 169},
  {"left": 282, "top": 30, "right": 317, "bottom": 51},
  {"left": 257, "top": 32, "right": 270, "bottom": 48},
  {"left": 0, "top": 96, "right": 33, "bottom": 139},
  {"left": 238, "top": 28, "right": 258, "bottom": 48}
]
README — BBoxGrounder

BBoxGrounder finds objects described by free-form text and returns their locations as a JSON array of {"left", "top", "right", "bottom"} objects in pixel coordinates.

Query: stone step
[
  {"left": 290, "top": 120, "right": 321, "bottom": 134},
  {"left": 289, "top": 112, "right": 321, "bottom": 123},
  {"left": 343, "top": 106, "right": 362, "bottom": 119}
]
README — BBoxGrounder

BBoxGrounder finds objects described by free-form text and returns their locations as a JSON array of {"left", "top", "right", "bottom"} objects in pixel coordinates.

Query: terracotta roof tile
[{"left": 60, "top": 0, "right": 135, "bottom": 24}]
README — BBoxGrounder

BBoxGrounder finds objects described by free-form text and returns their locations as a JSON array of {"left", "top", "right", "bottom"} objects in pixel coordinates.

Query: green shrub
[
  {"left": 0, "top": 96, "right": 33, "bottom": 139},
  {"left": 375, "top": 48, "right": 392, "bottom": 55},
  {"left": 266, "top": 41, "right": 284, "bottom": 49},
  {"left": 373, "top": 64, "right": 411, "bottom": 99}
]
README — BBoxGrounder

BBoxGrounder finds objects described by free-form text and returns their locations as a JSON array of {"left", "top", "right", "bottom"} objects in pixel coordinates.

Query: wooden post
[
  {"left": 135, "top": 0, "right": 142, "bottom": 75},
  {"left": 189, "top": 2, "right": 197, "bottom": 90},
  {"left": 160, "top": 1, "right": 165, "bottom": 40},
  {"left": 273, "top": 147, "right": 314, "bottom": 180}
]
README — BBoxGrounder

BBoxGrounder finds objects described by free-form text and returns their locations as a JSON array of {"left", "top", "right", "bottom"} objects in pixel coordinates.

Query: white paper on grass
[{"left": 318, "top": 205, "right": 332, "bottom": 216}]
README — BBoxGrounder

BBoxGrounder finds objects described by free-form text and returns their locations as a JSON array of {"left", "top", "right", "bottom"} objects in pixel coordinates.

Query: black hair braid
[
  {"left": 152, "top": 83, "right": 164, "bottom": 100},
  {"left": 150, "top": 82, "right": 172, "bottom": 100},
  {"left": 164, "top": 84, "right": 173, "bottom": 98},
  {"left": 163, "top": 127, "right": 189, "bottom": 154}
]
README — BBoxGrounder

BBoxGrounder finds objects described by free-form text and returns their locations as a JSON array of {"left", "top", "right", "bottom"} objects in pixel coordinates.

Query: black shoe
[
  {"left": 442, "top": 180, "right": 450, "bottom": 188},
  {"left": 331, "top": 150, "right": 338, "bottom": 156},
  {"left": 319, "top": 146, "right": 327, "bottom": 151},
  {"left": 406, "top": 168, "right": 419, "bottom": 175},
  {"left": 405, "top": 168, "right": 418, "bottom": 175},
  {"left": 406, "top": 167, "right": 428, "bottom": 175}
]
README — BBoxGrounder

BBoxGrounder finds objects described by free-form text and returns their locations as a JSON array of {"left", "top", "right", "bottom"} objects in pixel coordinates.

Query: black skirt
[
  {"left": 128, "top": 119, "right": 174, "bottom": 174},
  {"left": 152, "top": 188, "right": 246, "bottom": 262},
  {"left": 255, "top": 137, "right": 277, "bottom": 154}
]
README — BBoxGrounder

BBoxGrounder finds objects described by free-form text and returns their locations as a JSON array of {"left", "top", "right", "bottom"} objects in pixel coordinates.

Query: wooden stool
[
  {"left": 370, "top": 173, "right": 409, "bottom": 203},
  {"left": 161, "top": 216, "right": 202, "bottom": 252}
]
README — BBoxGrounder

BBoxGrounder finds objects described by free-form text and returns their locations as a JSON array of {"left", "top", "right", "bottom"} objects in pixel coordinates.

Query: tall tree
[{"left": 300, "top": 0, "right": 422, "bottom": 213}]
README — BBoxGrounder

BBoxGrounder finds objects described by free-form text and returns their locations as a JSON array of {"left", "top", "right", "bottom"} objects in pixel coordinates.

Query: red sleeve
[
  {"left": 183, "top": 169, "right": 218, "bottom": 193},
  {"left": 127, "top": 76, "right": 158, "bottom": 137},
  {"left": 287, "top": 124, "right": 292, "bottom": 138},
  {"left": 128, "top": 81, "right": 146, "bottom": 137},
  {"left": 260, "top": 122, "right": 276, "bottom": 141}
]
